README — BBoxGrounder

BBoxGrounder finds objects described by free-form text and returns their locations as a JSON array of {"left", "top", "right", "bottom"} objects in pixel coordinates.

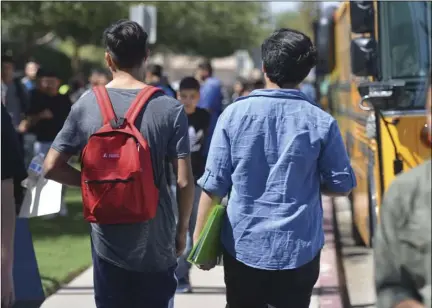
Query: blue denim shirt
[
  {"left": 197, "top": 77, "right": 223, "bottom": 155},
  {"left": 198, "top": 89, "right": 356, "bottom": 270}
]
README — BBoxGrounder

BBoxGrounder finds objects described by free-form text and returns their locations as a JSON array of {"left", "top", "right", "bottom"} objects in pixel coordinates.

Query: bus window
[{"left": 387, "top": 1, "right": 430, "bottom": 80}]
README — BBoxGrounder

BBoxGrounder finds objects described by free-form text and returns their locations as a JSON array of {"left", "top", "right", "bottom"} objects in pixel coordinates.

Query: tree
[
  {"left": 2, "top": 2, "right": 128, "bottom": 71},
  {"left": 41, "top": 2, "right": 129, "bottom": 71},
  {"left": 275, "top": 2, "right": 319, "bottom": 39},
  {"left": 153, "top": 2, "right": 271, "bottom": 58},
  {"left": 2, "top": 1, "right": 270, "bottom": 64},
  {"left": 1, "top": 2, "right": 52, "bottom": 60}
]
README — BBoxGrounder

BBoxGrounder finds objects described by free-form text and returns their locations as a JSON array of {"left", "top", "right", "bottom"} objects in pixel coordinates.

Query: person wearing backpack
[{"left": 43, "top": 20, "right": 195, "bottom": 308}]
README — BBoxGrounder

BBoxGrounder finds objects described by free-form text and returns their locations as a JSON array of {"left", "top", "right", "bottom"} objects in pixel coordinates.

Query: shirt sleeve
[
  {"left": 318, "top": 119, "right": 356, "bottom": 193},
  {"left": 167, "top": 105, "right": 190, "bottom": 159},
  {"left": 197, "top": 110, "right": 232, "bottom": 197},
  {"left": 50, "top": 101, "right": 83, "bottom": 155},
  {"left": 374, "top": 181, "right": 421, "bottom": 307}
]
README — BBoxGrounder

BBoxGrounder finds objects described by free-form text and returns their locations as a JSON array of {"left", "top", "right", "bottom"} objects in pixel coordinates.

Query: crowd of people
[{"left": 1, "top": 19, "right": 430, "bottom": 308}]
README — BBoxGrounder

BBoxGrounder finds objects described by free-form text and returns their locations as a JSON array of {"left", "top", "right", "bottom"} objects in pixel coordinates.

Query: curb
[{"left": 317, "top": 196, "right": 344, "bottom": 308}]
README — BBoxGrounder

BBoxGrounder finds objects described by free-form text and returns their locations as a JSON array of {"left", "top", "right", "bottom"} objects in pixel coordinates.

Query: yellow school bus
[{"left": 315, "top": 1, "right": 431, "bottom": 246}]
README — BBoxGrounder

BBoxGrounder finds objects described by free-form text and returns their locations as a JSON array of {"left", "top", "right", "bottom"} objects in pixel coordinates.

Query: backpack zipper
[{"left": 84, "top": 177, "right": 134, "bottom": 184}]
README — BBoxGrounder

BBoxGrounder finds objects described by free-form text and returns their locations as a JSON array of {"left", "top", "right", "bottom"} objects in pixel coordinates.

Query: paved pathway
[{"left": 41, "top": 197, "right": 341, "bottom": 308}]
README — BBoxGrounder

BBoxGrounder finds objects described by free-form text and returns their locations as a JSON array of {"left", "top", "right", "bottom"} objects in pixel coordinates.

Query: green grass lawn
[{"left": 29, "top": 187, "right": 91, "bottom": 295}]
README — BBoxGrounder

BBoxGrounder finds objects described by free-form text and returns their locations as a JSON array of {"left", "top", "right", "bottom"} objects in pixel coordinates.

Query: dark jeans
[
  {"left": 14, "top": 133, "right": 26, "bottom": 215},
  {"left": 223, "top": 250, "right": 320, "bottom": 308},
  {"left": 92, "top": 242, "right": 177, "bottom": 308}
]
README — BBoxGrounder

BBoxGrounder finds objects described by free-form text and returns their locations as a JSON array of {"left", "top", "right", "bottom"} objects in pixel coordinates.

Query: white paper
[{"left": 19, "top": 177, "right": 63, "bottom": 218}]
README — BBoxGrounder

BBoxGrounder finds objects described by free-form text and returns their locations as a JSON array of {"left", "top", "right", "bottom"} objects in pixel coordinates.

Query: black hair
[
  {"left": 147, "top": 64, "right": 163, "bottom": 78},
  {"left": 91, "top": 68, "right": 106, "bottom": 75},
  {"left": 254, "top": 79, "right": 265, "bottom": 89},
  {"left": 103, "top": 19, "right": 148, "bottom": 70},
  {"left": 243, "top": 81, "right": 255, "bottom": 93},
  {"left": 26, "top": 58, "right": 38, "bottom": 64},
  {"left": 179, "top": 76, "right": 200, "bottom": 92},
  {"left": 198, "top": 59, "right": 213, "bottom": 76},
  {"left": 36, "top": 68, "right": 57, "bottom": 78},
  {"left": 261, "top": 28, "right": 317, "bottom": 87},
  {"left": 1, "top": 55, "right": 14, "bottom": 65}
]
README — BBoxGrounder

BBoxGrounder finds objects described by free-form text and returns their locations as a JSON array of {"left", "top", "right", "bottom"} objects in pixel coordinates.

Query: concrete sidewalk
[
  {"left": 40, "top": 197, "right": 340, "bottom": 308},
  {"left": 40, "top": 265, "right": 318, "bottom": 308}
]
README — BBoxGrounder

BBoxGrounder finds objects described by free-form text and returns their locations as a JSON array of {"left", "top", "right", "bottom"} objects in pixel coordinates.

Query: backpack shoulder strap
[
  {"left": 125, "top": 86, "right": 162, "bottom": 124},
  {"left": 93, "top": 86, "right": 117, "bottom": 127}
]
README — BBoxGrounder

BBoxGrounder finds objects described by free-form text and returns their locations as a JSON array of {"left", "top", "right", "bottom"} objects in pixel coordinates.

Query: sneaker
[{"left": 176, "top": 277, "right": 192, "bottom": 294}]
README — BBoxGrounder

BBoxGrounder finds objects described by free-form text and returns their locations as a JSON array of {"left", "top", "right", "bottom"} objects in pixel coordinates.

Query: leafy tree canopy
[
  {"left": 275, "top": 2, "right": 319, "bottom": 39},
  {"left": 2, "top": 1, "right": 270, "bottom": 58}
]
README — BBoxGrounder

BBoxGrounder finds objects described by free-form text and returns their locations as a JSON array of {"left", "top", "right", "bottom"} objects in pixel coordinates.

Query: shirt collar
[{"left": 235, "top": 88, "right": 319, "bottom": 107}]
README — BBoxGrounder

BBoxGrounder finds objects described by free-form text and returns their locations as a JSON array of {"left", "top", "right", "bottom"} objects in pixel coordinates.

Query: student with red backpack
[{"left": 43, "top": 20, "right": 195, "bottom": 308}]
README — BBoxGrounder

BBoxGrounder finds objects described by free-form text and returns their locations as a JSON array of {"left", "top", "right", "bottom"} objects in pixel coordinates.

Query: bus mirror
[
  {"left": 350, "top": 1, "right": 375, "bottom": 34},
  {"left": 315, "top": 6, "right": 337, "bottom": 76},
  {"left": 351, "top": 37, "right": 378, "bottom": 77},
  {"left": 357, "top": 80, "right": 406, "bottom": 111}
]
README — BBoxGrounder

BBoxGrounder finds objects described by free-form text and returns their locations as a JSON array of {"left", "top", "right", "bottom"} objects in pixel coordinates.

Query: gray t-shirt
[{"left": 51, "top": 88, "right": 190, "bottom": 272}]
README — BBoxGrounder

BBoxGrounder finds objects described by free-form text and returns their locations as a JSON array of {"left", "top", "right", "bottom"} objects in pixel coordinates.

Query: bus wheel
[{"left": 349, "top": 192, "right": 365, "bottom": 247}]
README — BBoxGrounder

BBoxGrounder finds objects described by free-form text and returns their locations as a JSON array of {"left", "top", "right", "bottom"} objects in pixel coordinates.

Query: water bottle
[{"left": 22, "top": 153, "right": 45, "bottom": 188}]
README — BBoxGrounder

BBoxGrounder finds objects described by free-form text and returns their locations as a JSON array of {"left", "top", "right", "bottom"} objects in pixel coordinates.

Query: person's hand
[
  {"left": 395, "top": 300, "right": 425, "bottom": 308},
  {"left": 39, "top": 109, "right": 53, "bottom": 120},
  {"left": 1, "top": 264, "right": 15, "bottom": 308},
  {"left": 196, "top": 259, "right": 218, "bottom": 271},
  {"left": 175, "top": 229, "right": 187, "bottom": 257},
  {"left": 17, "top": 119, "right": 29, "bottom": 133}
]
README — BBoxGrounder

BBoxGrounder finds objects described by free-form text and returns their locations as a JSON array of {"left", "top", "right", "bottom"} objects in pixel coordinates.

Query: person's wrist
[{"left": 176, "top": 221, "right": 189, "bottom": 234}]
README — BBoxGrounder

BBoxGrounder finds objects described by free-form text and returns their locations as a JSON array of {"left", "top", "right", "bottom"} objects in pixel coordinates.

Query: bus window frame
[
  {"left": 378, "top": 1, "right": 431, "bottom": 111},
  {"left": 379, "top": 1, "right": 430, "bottom": 81}
]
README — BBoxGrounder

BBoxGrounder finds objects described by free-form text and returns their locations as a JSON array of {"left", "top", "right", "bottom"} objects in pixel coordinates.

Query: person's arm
[
  {"left": 43, "top": 101, "right": 82, "bottom": 186},
  {"left": 172, "top": 157, "right": 194, "bottom": 234},
  {"left": 18, "top": 92, "right": 52, "bottom": 133},
  {"left": 318, "top": 119, "right": 356, "bottom": 197},
  {"left": 375, "top": 181, "right": 424, "bottom": 308},
  {"left": 194, "top": 110, "right": 233, "bottom": 245},
  {"left": 167, "top": 106, "right": 194, "bottom": 241}
]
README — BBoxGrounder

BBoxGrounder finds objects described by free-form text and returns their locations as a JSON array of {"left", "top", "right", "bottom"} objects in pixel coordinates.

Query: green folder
[{"left": 187, "top": 204, "right": 226, "bottom": 265}]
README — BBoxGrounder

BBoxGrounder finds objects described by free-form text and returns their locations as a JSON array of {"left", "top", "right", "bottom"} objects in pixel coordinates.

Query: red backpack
[{"left": 80, "top": 86, "right": 162, "bottom": 224}]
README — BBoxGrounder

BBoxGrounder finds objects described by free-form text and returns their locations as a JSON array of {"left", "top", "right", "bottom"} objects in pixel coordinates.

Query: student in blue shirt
[
  {"left": 193, "top": 28, "right": 356, "bottom": 308},
  {"left": 195, "top": 60, "right": 223, "bottom": 156}
]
